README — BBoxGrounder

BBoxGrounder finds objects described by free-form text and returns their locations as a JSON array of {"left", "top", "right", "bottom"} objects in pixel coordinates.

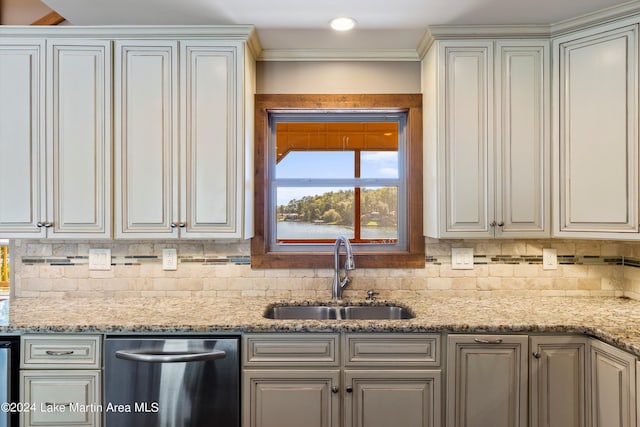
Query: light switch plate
[
  {"left": 542, "top": 248, "right": 558, "bottom": 270},
  {"left": 88, "top": 249, "right": 111, "bottom": 271},
  {"left": 162, "top": 248, "right": 178, "bottom": 271},
  {"left": 452, "top": 248, "right": 474, "bottom": 270}
]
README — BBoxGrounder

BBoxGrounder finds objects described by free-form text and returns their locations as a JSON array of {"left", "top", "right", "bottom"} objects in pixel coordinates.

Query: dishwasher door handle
[{"left": 115, "top": 349, "right": 226, "bottom": 363}]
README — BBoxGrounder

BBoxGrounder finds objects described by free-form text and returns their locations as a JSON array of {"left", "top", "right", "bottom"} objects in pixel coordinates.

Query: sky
[{"left": 275, "top": 150, "right": 398, "bottom": 205}]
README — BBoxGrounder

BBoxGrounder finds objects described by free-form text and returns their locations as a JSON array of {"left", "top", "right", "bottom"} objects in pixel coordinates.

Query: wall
[
  {"left": 256, "top": 61, "right": 421, "bottom": 94},
  {"left": 0, "top": 0, "right": 53, "bottom": 24},
  {"left": 11, "top": 238, "right": 627, "bottom": 299}
]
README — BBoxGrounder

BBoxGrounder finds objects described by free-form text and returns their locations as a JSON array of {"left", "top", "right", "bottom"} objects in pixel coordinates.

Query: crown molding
[
  {"left": 550, "top": 0, "right": 640, "bottom": 36},
  {"left": 418, "top": 0, "right": 640, "bottom": 59},
  {"left": 416, "top": 25, "right": 551, "bottom": 58},
  {"left": 246, "top": 27, "right": 263, "bottom": 60},
  {"left": 257, "top": 48, "right": 421, "bottom": 62},
  {"left": 0, "top": 24, "right": 257, "bottom": 40}
]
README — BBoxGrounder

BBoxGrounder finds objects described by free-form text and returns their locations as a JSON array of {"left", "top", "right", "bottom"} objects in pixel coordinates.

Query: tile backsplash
[{"left": 11, "top": 238, "right": 640, "bottom": 300}]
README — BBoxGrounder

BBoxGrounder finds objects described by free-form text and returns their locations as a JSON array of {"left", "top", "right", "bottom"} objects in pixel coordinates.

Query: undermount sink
[
  {"left": 339, "top": 305, "right": 414, "bottom": 320},
  {"left": 264, "top": 305, "right": 339, "bottom": 320},
  {"left": 263, "top": 304, "right": 414, "bottom": 320}
]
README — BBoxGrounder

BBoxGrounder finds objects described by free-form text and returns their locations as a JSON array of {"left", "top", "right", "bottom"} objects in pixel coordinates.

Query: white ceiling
[{"left": 42, "top": 0, "right": 636, "bottom": 50}]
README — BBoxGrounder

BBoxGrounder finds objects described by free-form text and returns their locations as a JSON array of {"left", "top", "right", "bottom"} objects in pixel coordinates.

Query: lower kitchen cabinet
[
  {"left": 20, "top": 370, "right": 101, "bottom": 427},
  {"left": 242, "top": 333, "right": 442, "bottom": 427},
  {"left": 343, "top": 369, "right": 441, "bottom": 427},
  {"left": 244, "top": 369, "right": 340, "bottom": 427},
  {"left": 590, "top": 339, "right": 637, "bottom": 427},
  {"left": 20, "top": 334, "right": 102, "bottom": 427},
  {"left": 446, "top": 334, "right": 528, "bottom": 427},
  {"left": 530, "top": 335, "right": 588, "bottom": 427}
]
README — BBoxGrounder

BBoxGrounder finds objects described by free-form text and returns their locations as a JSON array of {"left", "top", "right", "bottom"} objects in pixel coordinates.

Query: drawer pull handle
[
  {"left": 45, "top": 350, "right": 75, "bottom": 356},
  {"left": 44, "top": 402, "right": 71, "bottom": 408},
  {"left": 473, "top": 338, "right": 503, "bottom": 344}
]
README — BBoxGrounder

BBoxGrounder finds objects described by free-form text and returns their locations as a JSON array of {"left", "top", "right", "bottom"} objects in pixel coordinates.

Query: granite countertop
[{"left": 2, "top": 296, "right": 640, "bottom": 356}]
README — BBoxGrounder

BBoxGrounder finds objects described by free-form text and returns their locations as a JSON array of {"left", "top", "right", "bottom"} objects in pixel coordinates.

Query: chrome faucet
[{"left": 331, "top": 236, "right": 355, "bottom": 301}]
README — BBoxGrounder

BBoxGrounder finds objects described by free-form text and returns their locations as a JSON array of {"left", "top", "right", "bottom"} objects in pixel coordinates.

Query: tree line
[{"left": 278, "top": 187, "right": 397, "bottom": 226}]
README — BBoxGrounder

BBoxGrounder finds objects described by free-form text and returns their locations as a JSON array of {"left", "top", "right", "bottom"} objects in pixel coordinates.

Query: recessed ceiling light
[{"left": 330, "top": 17, "right": 357, "bottom": 31}]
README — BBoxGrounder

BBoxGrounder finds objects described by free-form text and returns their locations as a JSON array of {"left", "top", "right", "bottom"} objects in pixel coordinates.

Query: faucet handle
[{"left": 366, "top": 290, "right": 380, "bottom": 301}]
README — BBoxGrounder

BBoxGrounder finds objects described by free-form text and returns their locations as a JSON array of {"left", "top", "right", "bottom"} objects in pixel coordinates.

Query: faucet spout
[{"left": 332, "top": 236, "right": 355, "bottom": 301}]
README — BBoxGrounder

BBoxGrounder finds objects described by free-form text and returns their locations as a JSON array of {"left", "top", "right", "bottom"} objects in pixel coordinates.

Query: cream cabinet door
[
  {"left": 343, "top": 369, "right": 441, "bottom": 427},
  {"left": 179, "top": 41, "right": 245, "bottom": 238},
  {"left": 425, "top": 39, "right": 549, "bottom": 239},
  {"left": 438, "top": 41, "right": 494, "bottom": 237},
  {"left": 554, "top": 20, "right": 639, "bottom": 237},
  {"left": 0, "top": 40, "right": 46, "bottom": 238},
  {"left": 20, "top": 370, "right": 101, "bottom": 427},
  {"left": 243, "top": 369, "right": 340, "bottom": 427},
  {"left": 530, "top": 336, "right": 587, "bottom": 427},
  {"left": 446, "top": 335, "right": 528, "bottom": 427},
  {"left": 590, "top": 339, "right": 637, "bottom": 427},
  {"left": 114, "top": 40, "right": 179, "bottom": 238},
  {"left": 494, "top": 41, "right": 549, "bottom": 238},
  {"left": 46, "top": 40, "right": 111, "bottom": 238}
]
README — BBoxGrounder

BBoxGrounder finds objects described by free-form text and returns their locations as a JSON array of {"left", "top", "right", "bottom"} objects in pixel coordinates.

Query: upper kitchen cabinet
[
  {"left": 0, "top": 39, "right": 111, "bottom": 239},
  {"left": 0, "top": 40, "right": 45, "bottom": 238},
  {"left": 114, "top": 37, "right": 255, "bottom": 239},
  {"left": 553, "top": 18, "right": 640, "bottom": 238},
  {"left": 423, "top": 39, "right": 549, "bottom": 239}
]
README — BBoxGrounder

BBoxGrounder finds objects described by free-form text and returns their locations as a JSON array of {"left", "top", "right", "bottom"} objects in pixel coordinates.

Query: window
[
  {"left": 273, "top": 115, "right": 403, "bottom": 247},
  {"left": 252, "top": 94, "right": 424, "bottom": 269}
]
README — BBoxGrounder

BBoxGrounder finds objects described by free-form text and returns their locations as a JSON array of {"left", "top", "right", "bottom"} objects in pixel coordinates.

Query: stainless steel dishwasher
[{"left": 104, "top": 336, "right": 239, "bottom": 427}]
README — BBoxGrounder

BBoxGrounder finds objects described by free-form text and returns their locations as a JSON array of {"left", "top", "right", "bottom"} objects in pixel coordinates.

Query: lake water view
[{"left": 277, "top": 221, "right": 397, "bottom": 240}]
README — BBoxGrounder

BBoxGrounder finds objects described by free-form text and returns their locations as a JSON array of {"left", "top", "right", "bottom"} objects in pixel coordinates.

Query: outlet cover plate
[
  {"left": 542, "top": 248, "right": 558, "bottom": 270},
  {"left": 162, "top": 248, "right": 178, "bottom": 271},
  {"left": 88, "top": 249, "right": 111, "bottom": 271},
  {"left": 452, "top": 248, "right": 474, "bottom": 270}
]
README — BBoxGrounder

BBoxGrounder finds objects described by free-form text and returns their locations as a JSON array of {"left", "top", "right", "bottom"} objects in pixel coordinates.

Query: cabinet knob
[
  {"left": 497, "top": 222, "right": 504, "bottom": 227},
  {"left": 490, "top": 221, "right": 497, "bottom": 227},
  {"left": 346, "top": 386, "right": 353, "bottom": 393},
  {"left": 36, "top": 222, "right": 44, "bottom": 228},
  {"left": 532, "top": 352, "right": 541, "bottom": 359},
  {"left": 331, "top": 386, "right": 339, "bottom": 394}
]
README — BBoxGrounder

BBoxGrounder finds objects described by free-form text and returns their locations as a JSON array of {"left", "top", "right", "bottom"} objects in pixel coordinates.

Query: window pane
[
  {"left": 360, "top": 187, "right": 398, "bottom": 240},
  {"left": 276, "top": 151, "right": 354, "bottom": 179},
  {"left": 276, "top": 187, "right": 354, "bottom": 240},
  {"left": 360, "top": 151, "right": 399, "bottom": 178}
]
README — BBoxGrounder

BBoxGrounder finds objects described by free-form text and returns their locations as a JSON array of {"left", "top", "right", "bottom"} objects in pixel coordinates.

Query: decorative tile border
[
  {"left": 21, "top": 255, "right": 252, "bottom": 266},
  {"left": 426, "top": 254, "right": 625, "bottom": 266},
  {"left": 18, "top": 254, "right": 633, "bottom": 268}
]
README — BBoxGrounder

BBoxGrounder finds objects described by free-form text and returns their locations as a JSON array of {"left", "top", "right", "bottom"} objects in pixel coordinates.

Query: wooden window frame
[{"left": 251, "top": 94, "right": 424, "bottom": 269}]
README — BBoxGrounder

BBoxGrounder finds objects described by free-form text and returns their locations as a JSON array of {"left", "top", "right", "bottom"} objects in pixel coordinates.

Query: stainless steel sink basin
[
  {"left": 263, "top": 304, "right": 414, "bottom": 320},
  {"left": 263, "top": 305, "right": 338, "bottom": 320},
  {"left": 339, "top": 305, "right": 413, "bottom": 320}
]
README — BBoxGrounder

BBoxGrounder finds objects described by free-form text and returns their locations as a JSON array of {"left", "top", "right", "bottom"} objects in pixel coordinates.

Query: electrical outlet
[
  {"left": 162, "top": 248, "right": 178, "bottom": 271},
  {"left": 542, "top": 248, "right": 558, "bottom": 270},
  {"left": 452, "top": 248, "right": 474, "bottom": 270},
  {"left": 89, "top": 249, "right": 111, "bottom": 271}
]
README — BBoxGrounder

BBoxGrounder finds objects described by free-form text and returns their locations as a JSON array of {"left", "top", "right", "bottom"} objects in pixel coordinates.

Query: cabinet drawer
[
  {"left": 243, "top": 334, "right": 339, "bottom": 366},
  {"left": 20, "top": 370, "right": 101, "bottom": 427},
  {"left": 21, "top": 335, "right": 101, "bottom": 369},
  {"left": 344, "top": 333, "right": 441, "bottom": 367}
]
